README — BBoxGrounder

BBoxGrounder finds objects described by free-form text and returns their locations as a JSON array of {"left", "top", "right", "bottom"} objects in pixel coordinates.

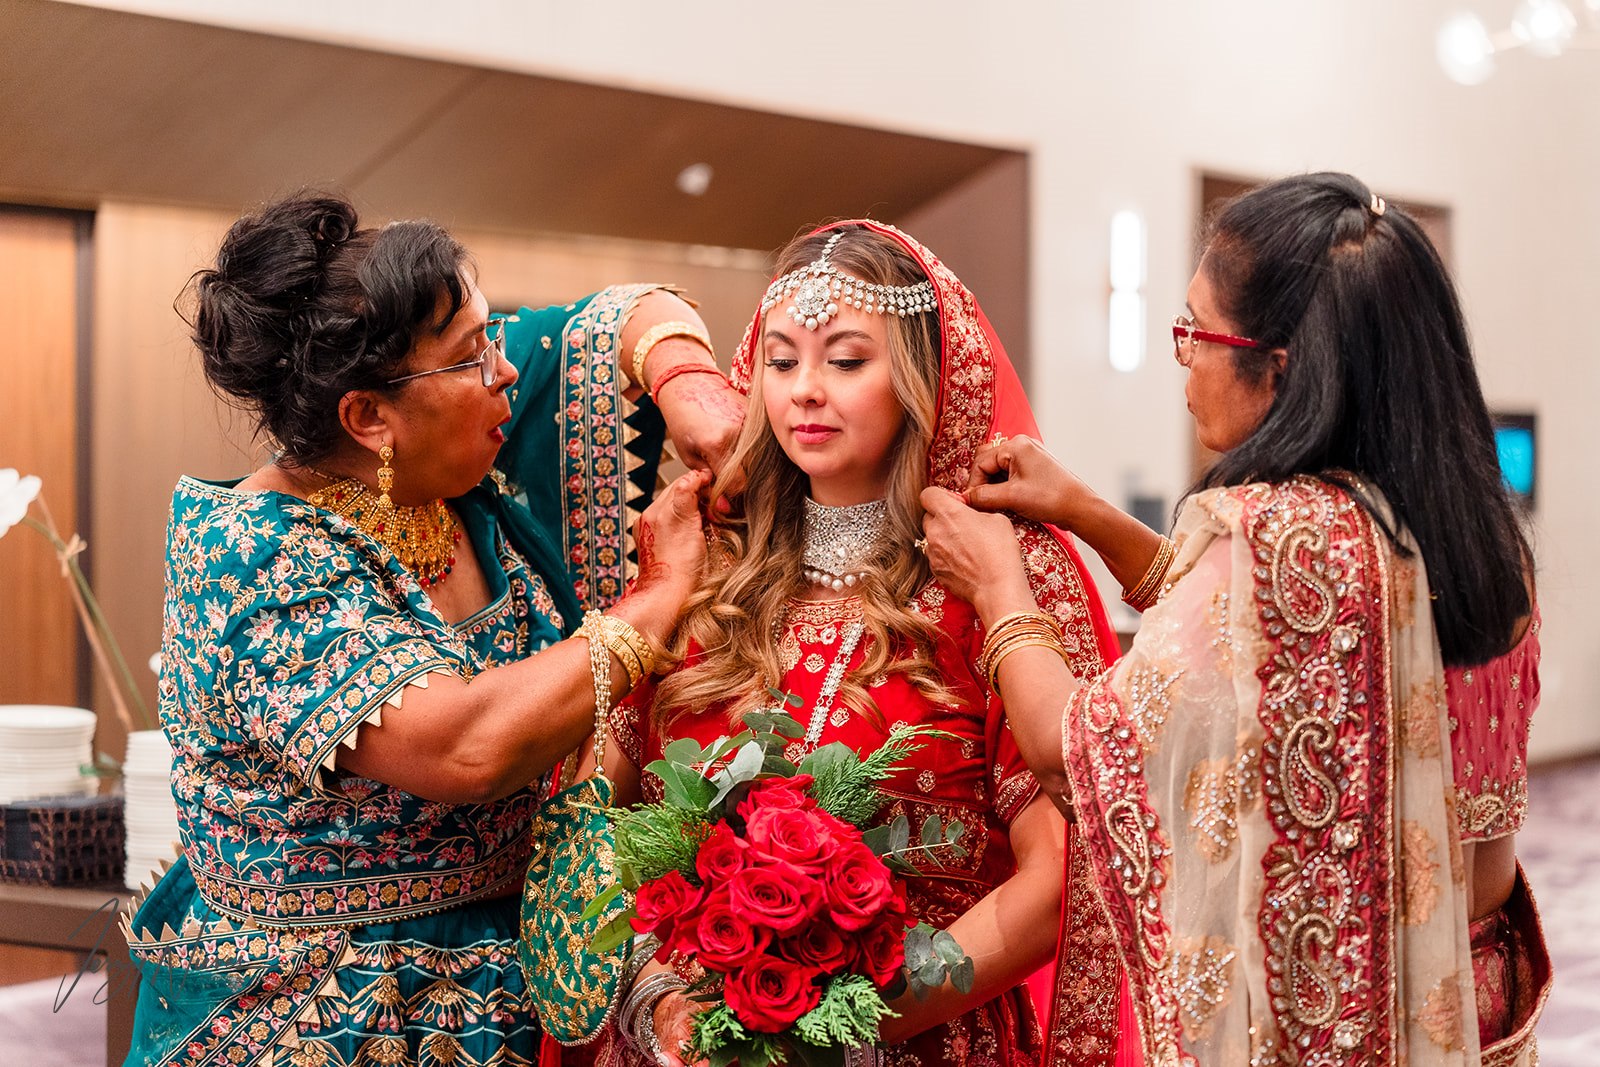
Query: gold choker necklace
[{"left": 308, "top": 478, "right": 460, "bottom": 588}]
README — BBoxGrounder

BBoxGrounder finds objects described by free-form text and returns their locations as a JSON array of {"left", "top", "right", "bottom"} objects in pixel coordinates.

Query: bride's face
[{"left": 759, "top": 302, "right": 904, "bottom": 506}]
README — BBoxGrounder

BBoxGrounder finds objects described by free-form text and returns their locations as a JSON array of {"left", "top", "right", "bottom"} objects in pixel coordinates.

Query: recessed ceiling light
[{"left": 676, "top": 163, "right": 713, "bottom": 197}]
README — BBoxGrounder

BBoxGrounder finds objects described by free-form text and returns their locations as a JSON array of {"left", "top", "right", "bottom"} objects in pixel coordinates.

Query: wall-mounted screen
[{"left": 1492, "top": 412, "right": 1536, "bottom": 508}]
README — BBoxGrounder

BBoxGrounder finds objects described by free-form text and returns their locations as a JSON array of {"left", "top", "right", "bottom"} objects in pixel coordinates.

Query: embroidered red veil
[{"left": 733, "top": 220, "right": 1128, "bottom": 1066}]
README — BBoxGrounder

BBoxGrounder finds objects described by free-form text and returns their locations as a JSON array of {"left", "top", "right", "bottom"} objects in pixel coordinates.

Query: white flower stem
[{"left": 20, "top": 506, "right": 155, "bottom": 733}]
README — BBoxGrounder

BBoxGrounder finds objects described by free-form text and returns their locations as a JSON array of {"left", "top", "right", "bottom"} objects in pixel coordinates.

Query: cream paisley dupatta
[
  {"left": 1064, "top": 477, "right": 1480, "bottom": 1066},
  {"left": 734, "top": 220, "right": 1128, "bottom": 1066}
]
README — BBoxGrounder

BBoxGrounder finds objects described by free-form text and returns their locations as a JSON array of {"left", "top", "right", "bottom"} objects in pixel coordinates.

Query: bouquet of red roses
[{"left": 585, "top": 706, "right": 972, "bottom": 1067}]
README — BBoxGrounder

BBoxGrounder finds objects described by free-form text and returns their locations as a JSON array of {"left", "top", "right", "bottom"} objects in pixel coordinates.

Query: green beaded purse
[{"left": 519, "top": 623, "right": 634, "bottom": 1044}]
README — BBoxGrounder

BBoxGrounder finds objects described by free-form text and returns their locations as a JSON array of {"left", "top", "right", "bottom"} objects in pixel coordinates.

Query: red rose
[
  {"left": 724, "top": 954, "right": 824, "bottom": 1032},
  {"left": 780, "top": 920, "right": 852, "bottom": 975},
  {"left": 735, "top": 774, "right": 816, "bottom": 820},
  {"left": 742, "top": 808, "right": 832, "bottom": 871},
  {"left": 852, "top": 912, "right": 910, "bottom": 987},
  {"left": 695, "top": 822, "right": 750, "bottom": 884},
  {"left": 631, "top": 869, "right": 704, "bottom": 951},
  {"left": 694, "top": 888, "right": 773, "bottom": 971},
  {"left": 823, "top": 842, "right": 896, "bottom": 930},
  {"left": 727, "top": 859, "right": 822, "bottom": 935}
]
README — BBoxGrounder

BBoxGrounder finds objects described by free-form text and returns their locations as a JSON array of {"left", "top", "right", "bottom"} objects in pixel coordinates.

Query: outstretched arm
[{"left": 919, "top": 486, "right": 1080, "bottom": 801}]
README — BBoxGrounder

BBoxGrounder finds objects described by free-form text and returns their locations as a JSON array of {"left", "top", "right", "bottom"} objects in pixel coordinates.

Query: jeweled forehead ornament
[{"left": 759, "top": 232, "right": 938, "bottom": 331}]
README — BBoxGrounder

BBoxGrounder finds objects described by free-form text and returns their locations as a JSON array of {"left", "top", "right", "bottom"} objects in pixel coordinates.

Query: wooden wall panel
[
  {"left": 89, "top": 202, "right": 244, "bottom": 762},
  {"left": 0, "top": 209, "right": 82, "bottom": 711}
]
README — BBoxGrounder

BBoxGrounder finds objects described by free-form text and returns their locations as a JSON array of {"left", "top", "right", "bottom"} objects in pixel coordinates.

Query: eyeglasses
[
  {"left": 386, "top": 315, "right": 511, "bottom": 389},
  {"left": 1172, "top": 314, "right": 1263, "bottom": 367}
]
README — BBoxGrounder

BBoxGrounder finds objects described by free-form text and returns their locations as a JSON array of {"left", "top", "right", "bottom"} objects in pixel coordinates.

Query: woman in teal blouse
[{"left": 122, "top": 193, "right": 740, "bottom": 1067}]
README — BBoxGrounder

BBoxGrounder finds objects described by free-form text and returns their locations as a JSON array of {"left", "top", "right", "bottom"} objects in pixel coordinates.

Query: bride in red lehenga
[{"left": 587, "top": 220, "right": 1133, "bottom": 1066}]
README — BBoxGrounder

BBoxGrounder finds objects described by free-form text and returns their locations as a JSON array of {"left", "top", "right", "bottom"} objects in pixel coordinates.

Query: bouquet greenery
[{"left": 583, "top": 702, "right": 974, "bottom": 1067}]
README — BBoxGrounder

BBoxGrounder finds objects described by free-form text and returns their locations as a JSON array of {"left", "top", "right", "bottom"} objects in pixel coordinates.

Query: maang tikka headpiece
[{"left": 760, "top": 231, "right": 937, "bottom": 331}]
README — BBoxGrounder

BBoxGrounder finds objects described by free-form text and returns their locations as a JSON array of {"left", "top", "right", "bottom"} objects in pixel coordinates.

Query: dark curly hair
[
  {"left": 1193, "top": 172, "right": 1531, "bottom": 667},
  {"left": 187, "top": 191, "right": 470, "bottom": 464}
]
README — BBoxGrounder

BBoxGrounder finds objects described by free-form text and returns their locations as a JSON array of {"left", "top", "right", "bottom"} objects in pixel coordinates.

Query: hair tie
[{"left": 1369, "top": 193, "right": 1387, "bottom": 217}]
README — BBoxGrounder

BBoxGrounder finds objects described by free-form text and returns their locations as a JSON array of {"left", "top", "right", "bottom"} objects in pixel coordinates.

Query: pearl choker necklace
[{"left": 801, "top": 497, "right": 888, "bottom": 591}]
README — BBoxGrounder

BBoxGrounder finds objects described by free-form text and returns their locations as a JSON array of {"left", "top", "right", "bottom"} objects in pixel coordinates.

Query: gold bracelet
[
  {"left": 578, "top": 611, "right": 614, "bottom": 768},
  {"left": 631, "top": 320, "right": 713, "bottom": 391},
  {"left": 587, "top": 613, "right": 658, "bottom": 690},
  {"left": 1123, "top": 537, "right": 1175, "bottom": 613}
]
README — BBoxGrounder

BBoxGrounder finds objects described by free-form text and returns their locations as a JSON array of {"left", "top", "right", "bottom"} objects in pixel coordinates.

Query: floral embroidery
[
  {"left": 1183, "top": 758, "right": 1240, "bottom": 863},
  {"left": 557, "top": 284, "right": 662, "bottom": 611},
  {"left": 1401, "top": 819, "right": 1443, "bottom": 926},
  {"left": 1169, "top": 936, "right": 1237, "bottom": 1041}
]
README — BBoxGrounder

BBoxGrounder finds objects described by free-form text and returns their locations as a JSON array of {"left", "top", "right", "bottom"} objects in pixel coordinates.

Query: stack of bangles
[
  {"left": 630, "top": 319, "right": 724, "bottom": 401},
  {"left": 977, "top": 610, "right": 1070, "bottom": 697},
  {"left": 1122, "top": 536, "right": 1175, "bottom": 613},
  {"left": 578, "top": 610, "right": 657, "bottom": 692},
  {"left": 618, "top": 968, "right": 688, "bottom": 1061}
]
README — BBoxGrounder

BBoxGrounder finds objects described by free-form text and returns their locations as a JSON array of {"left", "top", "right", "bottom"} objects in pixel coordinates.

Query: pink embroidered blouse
[{"left": 1443, "top": 611, "right": 1540, "bottom": 842}]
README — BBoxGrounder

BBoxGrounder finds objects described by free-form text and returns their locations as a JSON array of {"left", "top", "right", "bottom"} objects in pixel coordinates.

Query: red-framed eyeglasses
[{"left": 1172, "top": 314, "right": 1264, "bottom": 367}]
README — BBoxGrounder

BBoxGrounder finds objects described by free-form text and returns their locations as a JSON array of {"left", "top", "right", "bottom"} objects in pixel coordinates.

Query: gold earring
[{"left": 377, "top": 444, "right": 395, "bottom": 506}]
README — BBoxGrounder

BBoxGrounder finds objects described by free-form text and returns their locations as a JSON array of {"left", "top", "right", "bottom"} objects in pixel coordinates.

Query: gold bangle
[
  {"left": 631, "top": 320, "right": 713, "bottom": 391},
  {"left": 977, "top": 611, "right": 1064, "bottom": 691},
  {"left": 1123, "top": 537, "right": 1174, "bottom": 612},
  {"left": 987, "top": 636, "right": 1069, "bottom": 695},
  {"left": 589, "top": 613, "right": 658, "bottom": 689}
]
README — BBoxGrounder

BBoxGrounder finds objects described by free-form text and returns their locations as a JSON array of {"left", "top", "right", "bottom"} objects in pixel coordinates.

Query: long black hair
[
  {"left": 1194, "top": 171, "right": 1530, "bottom": 667},
  {"left": 186, "top": 191, "right": 470, "bottom": 464}
]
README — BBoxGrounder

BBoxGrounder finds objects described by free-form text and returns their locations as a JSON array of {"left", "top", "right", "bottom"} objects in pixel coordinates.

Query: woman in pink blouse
[{"left": 923, "top": 173, "right": 1550, "bottom": 1065}]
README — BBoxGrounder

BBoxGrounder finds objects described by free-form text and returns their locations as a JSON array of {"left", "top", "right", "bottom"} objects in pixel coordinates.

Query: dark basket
[{"left": 0, "top": 793, "right": 124, "bottom": 886}]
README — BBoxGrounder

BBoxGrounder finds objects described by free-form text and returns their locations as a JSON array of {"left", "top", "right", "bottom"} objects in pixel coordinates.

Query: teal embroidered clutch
[{"left": 519, "top": 767, "right": 633, "bottom": 1044}]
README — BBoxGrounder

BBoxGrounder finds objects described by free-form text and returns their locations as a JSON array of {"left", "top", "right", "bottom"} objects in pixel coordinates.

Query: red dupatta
[{"left": 733, "top": 220, "right": 1126, "bottom": 1066}]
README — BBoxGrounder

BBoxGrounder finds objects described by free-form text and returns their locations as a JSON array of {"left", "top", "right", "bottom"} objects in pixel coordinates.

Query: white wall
[{"left": 70, "top": 0, "right": 1600, "bottom": 760}]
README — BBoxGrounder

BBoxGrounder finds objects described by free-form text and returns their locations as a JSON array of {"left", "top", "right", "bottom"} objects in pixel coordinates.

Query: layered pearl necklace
[{"left": 800, "top": 497, "right": 889, "bottom": 591}]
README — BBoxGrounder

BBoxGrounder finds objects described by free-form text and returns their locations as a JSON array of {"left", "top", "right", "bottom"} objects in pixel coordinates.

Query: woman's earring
[{"left": 377, "top": 444, "right": 395, "bottom": 507}]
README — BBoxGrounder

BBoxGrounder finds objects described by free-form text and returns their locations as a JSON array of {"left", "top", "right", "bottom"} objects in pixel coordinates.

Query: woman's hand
[
  {"left": 652, "top": 989, "right": 708, "bottom": 1067},
  {"left": 964, "top": 434, "right": 1100, "bottom": 529},
  {"left": 919, "top": 487, "right": 1036, "bottom": 624},
  {"left": 635, "top": 469, "right": 713, "bottom": 600},
  {"left": 655, "top": 372, "right": 746, "bottom": 475}
]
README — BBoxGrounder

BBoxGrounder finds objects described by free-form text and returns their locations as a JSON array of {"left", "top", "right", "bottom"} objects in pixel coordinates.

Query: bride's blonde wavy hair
[{"left": 652, "top": 225, "right": 962, "bottom": 729}]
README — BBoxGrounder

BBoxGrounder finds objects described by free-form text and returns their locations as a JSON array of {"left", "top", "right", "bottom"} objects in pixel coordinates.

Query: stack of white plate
[
  {"left": 0, "top": 705, "right": 98, "bottom": 804},
  {"left": 123, "top": 729, "right": 181, "bottom": 889}
]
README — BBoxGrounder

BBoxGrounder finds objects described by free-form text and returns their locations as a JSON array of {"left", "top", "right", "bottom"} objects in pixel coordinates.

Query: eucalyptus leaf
[
  {"left": 902, "top": 922, "right": 934, "bottom": 966},
  {"left": 919, "top": 816, "right": 941, "bottom": 849},
  {"left": 761, "top": 752, "right": 799, "bottom": 777},
  {"left": 932, "top": 931, "right": 966, "bottom": 967},
  {"left": 709, "top": 741, "right": 767, "bottom": 807},
  {"left": 655, "top": 763, "right": 717, "bottom": 809},
  {"left": 700, "top": 730, "right": 755, "bottom": 765},
  {"left": 797, "top": 741, "right": 858, "bottom": 780},
  {"left": 944, "top": 819, "right": 965, "bottom": 843},
  {"left": 743, "top": 709, "right": 804, "bottom": 739},
  {"left": 662, "top": 737, "right": 707, "bottom": 766},
  {"left": 888, "top": 814, "right": 910, "bottom": 853},
  {"left": 951, "top": 957, "right": 976, "bottom": 995},
  {"left": 860, "top": 824, "right": 892, "bottom": 856}
]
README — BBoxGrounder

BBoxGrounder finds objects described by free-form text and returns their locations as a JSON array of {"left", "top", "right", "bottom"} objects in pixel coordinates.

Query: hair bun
[{"left": 310, "top": 207, "right": 354, "bottom": 254}]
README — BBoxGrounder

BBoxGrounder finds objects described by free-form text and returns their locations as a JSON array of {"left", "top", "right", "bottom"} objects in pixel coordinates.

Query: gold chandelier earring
[{"left": 371, "top": 443, "right": 398, "bottom": 529}]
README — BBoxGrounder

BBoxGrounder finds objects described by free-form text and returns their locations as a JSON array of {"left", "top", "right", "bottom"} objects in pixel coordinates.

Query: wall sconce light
[{"left": 1108, "top": 209, "right": 1146, "bottom": 373}]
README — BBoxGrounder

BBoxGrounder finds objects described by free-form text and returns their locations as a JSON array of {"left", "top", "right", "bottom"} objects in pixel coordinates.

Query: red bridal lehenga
[{"left": 599, "top": 221, "right": 1129, "bottom": 1067}]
